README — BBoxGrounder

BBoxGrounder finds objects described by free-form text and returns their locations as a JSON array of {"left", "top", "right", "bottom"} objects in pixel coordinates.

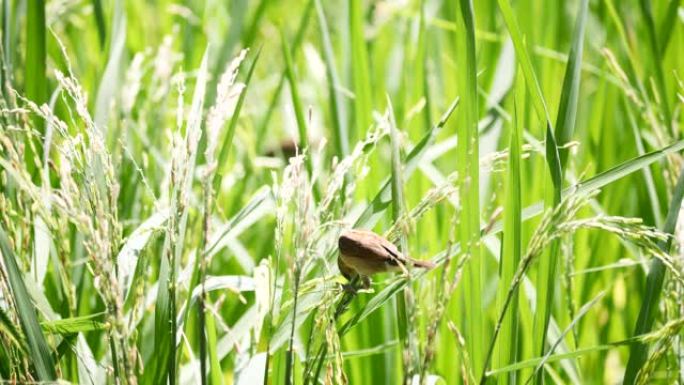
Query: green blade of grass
[
  {"left": 625, "top": 97, "right": 662, "bottom": 226},
  {"left": 25, "top": 0, "right": 46, "bottom": 106},
  {"left": 41, "top": 313, "right": 108, "bottom": 335},
  {"left": 94, "top": 0, "right": 126, "bottom": 132},
  {"left": 604, "top": 0, "right": 649, "bottom": 106},
  {"left": 25, "top": 0, "right": 46, "bottom": 177},
  {"left": 0, "top": 227, "right": 56, "bottom": 381},
  {"left": 242, "top": 0, "right": 269, "bottom": 49},
  {"left": 254, "top": 0, "right": 313, "bottom": 153},
  {"left": 496, "top": 0, "right": 550, "bottom": 126},
  {"left": 533, "top": 1, "right": 588, "bottom": 380},
  {"left": 572, "top": 140, "right": 684, "bottom": 195},
  {"left": 495, "top": 7, "right": 564, "bottom": 369},
  {"left": 526, "top": 291, "right": 605, "bottom": 384},
  {"left": 91, "top": 0, "right": 106, "bottom": 49},
  {"left": 350, "top": 0, "right": 373, "bottom": 140},
  {"left": 213, "top": 46, "right": 262, "bottom": 192},
  {"left": 143, "top": 49, "right": 210, "bottom": 385},
  {"left": 415, "top": 0, "right": 432, "bottom": 133},
  {"left": 210, "top": 0, "right": 248, "bottom": 99},
  {"left": 228, "top": 1, "right": 313, "bottom": 218},
  {"left": 172, "top": 49, "right": 210, "bottom": 385},
  {"left": 2, "top": 0, "right": 12, "bottom": 76},
  {"left": 623, "top": 167, "right": 684, "bottom": 384},
  {"left": 206, "top": 308, "right": 223, "bottom": 385},
  {"left": 657, "top": 0, "right": 681, "bottom": 56},
  {"left": 387, "top": 97, "right": 415, "bottom": 380},
  {"left": 488, "top": 329, "right": 665, "bottom": 377},
  {"left": 204, "top": 186, "right": 273, "bottom": 258},
  {"left": 282, "top": 31, "right": 315, "bottom": 184},
  {"left": 143, "top": 250, "right": 171, "bottom": 385},
  {"left": 496, "top": 0, "right": 563, "bottom": 193},
  {"left": 119, "top": 209, "right": 170, "bottom": 303},
  {"left": 553, "top": 0, "right": 588, "bottom": 171},
  {"left": 456, "top": 0, "right": 483, "bottom": 375},
  {"left": 314, "top": 0, "right": 348, "bottom": 159},
  {"left": 493, "top": 69, "right": 524, "bottom": 385},
  {"left": 353, "top": 98, "right": 459, "bottom": 229},
  {"left": 488, "top": 138, "right": 681, "bottom": 236},
  {"left": 198, "top": 43, "right": 259, "bottom": 385},
  {"left": 638, "top": 0, "right": 672, "bottom": 127},
  {"left": 488, "top": 342, "right": 627, "bottom": 376}
]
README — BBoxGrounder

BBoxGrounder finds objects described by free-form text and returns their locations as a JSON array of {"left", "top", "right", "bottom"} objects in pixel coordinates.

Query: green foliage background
[{"left": 0, "top": 0, "right": 683, "bottom": 384}]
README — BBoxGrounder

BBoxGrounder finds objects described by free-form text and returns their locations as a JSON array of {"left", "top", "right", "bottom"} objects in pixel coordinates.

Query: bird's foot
[
  {"left": 361, "top": 276, "right": 371, "bottom": 289},
  {"left": 341, "top": 283, "right": 358, "bottom": 295},
  {"left": 341, "top": 276, "right": 371, "bottom": 294}
]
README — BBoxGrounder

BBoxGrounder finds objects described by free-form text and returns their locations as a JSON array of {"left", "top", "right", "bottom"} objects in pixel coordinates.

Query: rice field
[{"left": 0, "top": 0, "right": 683, "bottom": 384}]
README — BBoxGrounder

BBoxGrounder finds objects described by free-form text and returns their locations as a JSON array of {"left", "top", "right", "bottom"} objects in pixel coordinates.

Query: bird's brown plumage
[{"left": 337, "top": 229, "right": 435, "bottom": 280}]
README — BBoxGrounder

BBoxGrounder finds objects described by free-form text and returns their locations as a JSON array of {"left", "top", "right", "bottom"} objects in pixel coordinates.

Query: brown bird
[{"left": 338, "top": 229, "right": 436, "bottom": 287}]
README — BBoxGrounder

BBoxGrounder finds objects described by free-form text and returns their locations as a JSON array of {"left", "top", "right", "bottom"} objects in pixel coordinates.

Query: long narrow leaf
[
  {"left": 457, "top": 0, "right": 484, "bottom": 374},
  {"left": 91, "top": 0, "right": 106, "bottom": 49},
  {"left": 388, "top": 97, "right": 415, "bottom": 379},
  {"left": 94, "top": 0, "right": 126, "bottom": 132},
  {"left": 254, "top": 0, "right": 314, "bottom": 152},
  {"left": 282, "top": 32, "right": 315, "bottom": 185},
  {"left": 533, "top": 1, "right": 588, "bottom": 378},
  {"left": 657, "top": 0, "right": 681, "bottom": 56},
  {"left": 41, "top": 313, "right": 108, "bottom": 335},
  {"left": 315, "top": 0, "right": 348, "bottom": 158},
  {"left": 24, "top": 0, "right": 46, "bottom": 176},
  {"left": 0, "top": 227, "right": 56, "bottom": 381},
  {"left": 623, "top": 168, "right": 684, "bottom": 384},
  {"left": 638, "top": 0, "right": 672, "bottom": 126},
  {"left": 494, "top": 70, "right": 524, "bottom": 385},
  {"left": 25, "top": 0, "right": 45, "bottom": 106},
  {"left": 349, "top": 0, "right": 373, "bottom": 140},
  {"left": 213, "top": 46, "right": 262, "bottom": 192}
]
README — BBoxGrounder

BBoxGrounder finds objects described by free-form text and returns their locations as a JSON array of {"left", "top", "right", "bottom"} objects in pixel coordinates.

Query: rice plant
[{"left": 0, "top": 0, "right": 683, "bottom": 384}]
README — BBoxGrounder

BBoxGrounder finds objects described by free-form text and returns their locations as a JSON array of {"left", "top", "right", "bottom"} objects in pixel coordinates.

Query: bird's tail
[{"left": 410, "top": 258, "right": 436, "bottom": 270}]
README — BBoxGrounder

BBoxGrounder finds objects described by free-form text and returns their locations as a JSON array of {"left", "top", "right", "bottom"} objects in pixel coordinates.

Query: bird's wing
[{"left": 380, "top": 245, "right": 402, "bottom": 266}]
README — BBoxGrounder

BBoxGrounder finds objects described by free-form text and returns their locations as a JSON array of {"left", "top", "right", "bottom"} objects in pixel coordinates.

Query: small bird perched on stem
[{"left": 338, "top": 229, "right": 436, "bottom": 289}]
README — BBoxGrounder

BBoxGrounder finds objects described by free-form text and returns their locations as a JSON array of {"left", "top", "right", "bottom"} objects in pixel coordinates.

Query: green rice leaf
[
  {"left": 0, "top": 227, "right": 56, "bottom": 381},
  {"left": 456, "top": 0, "right": 484, "bottom": 374},
  {"left": 349, "top": 0, "right": 373, "bottom": 139},
  {"left": 623, "top": 167, "right": 684, "bottom": 384},
  {"left": 282, "top": 31, "right": 315, "bottom": 185},
  {"left": 493, "top": 69, "right": 524, "bottom": 385},
  {"left": 533, "top": 0, "right": 588, "bottom": 376},
  {"left": 94, "top": 0, "right": 126, "bottom": 132},
  {"left": 638, "top": 0, "right": 672, "bottom": 126},
  {"left": 657, "top": 0, "right": 681, "bottom": 56},
  {"left": 25, "top": 0, "right": 46, "bottom": 106},
  {"left": 387, "top": 97, "right": 416, "bottom": 377},
  {"left": 354, "top": 98, "right": 459, "bottom": 230},
  {"left": 254, "top": 0, "right": 314, "bottom": 152},
  {"left": 41, "top": 313, "right": 108, "bottom": 335},
  {"left": 315, "top": 0, "right": 348, "bottom": 158},
  {"left": 24, "top": 0, "right": 46, "bottom": 175},
  {"left": 206, "top": 310, "right": 223, "bottom": 385},
  {"left": 213, "top": 46, "right": 262, "bottom": 192},
  {"left": 91, "top": 0, "right": 106, "bottom": 49}
]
